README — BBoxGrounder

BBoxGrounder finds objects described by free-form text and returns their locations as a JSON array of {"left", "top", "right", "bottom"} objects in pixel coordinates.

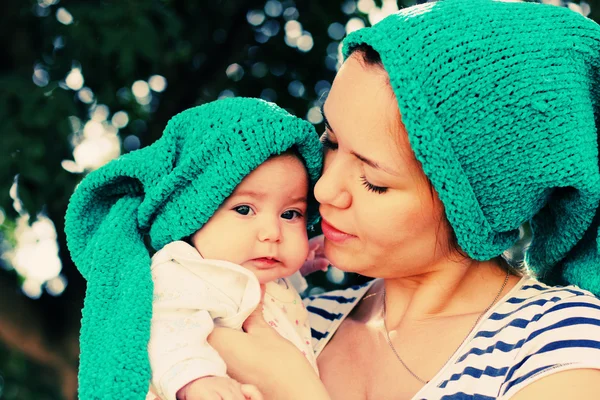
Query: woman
[{"left": 209, "top": 0, "right": 600, "bottom": 398}]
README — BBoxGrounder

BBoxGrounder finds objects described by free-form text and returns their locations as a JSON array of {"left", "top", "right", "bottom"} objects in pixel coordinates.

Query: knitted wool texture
[
  {"left": 64, "top": 97, "right": 323, "bottom": 399},
  {"left": 343, "top": 0, "right": 600, "bottom": 294}
]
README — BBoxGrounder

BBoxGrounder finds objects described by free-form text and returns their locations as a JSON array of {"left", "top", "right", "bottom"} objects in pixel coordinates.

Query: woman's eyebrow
[
  {"left": 320, "top": 103, "right": 334, "bottom": 133},
  {"left": 321, "top": 103, "right": 401, "bottom": 177},
  {"left": 351, "top": 151, "right": 400, "bottom": 176}
]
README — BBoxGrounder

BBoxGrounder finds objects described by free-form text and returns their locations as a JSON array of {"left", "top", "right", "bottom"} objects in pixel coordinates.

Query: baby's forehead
[{"left": 229, "top": 155, "right": 310, "bottom": 201}]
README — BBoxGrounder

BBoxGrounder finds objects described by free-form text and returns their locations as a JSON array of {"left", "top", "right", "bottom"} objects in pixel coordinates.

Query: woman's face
[{"left": 315, "top": 54, "right": 454, "bottom": 278}]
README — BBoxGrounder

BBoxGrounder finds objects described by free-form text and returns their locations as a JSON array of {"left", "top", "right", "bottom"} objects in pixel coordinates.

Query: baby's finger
[
  {"left": 314, "top": 257, "right": 330, "bottom": 271},
  {"left": 308, "top": 235, "right": 325, "bottom": 250},
  {"left": 240, "top": 384, "right": 263, "bottom": 400}
]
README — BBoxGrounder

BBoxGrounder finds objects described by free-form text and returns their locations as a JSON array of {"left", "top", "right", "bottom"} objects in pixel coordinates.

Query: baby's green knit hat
[
  {"left": 64, "top": 97, "right": 322, "bottom": 398},
  {"left": 343, "top": 0, "right": 600, "bottom": 294}
]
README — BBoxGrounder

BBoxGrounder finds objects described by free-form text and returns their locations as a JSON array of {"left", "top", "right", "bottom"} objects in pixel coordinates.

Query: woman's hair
[{"left": 347, "top": 44, "right": 525, "bottom": 275}]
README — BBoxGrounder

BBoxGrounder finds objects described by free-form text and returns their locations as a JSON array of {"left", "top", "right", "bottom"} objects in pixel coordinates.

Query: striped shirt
[{"left": 305, "top": 275, "right": 600, "bottom": 399}]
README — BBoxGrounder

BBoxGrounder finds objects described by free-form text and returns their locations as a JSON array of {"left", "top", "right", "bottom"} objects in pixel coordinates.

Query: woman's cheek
[{"left": 360, "top": 194, "right": 429, "bottom": 245}]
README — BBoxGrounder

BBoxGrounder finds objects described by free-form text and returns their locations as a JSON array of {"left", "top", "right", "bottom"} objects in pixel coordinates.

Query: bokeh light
[
  {"left": 296, "top": 33, "right": 314, "bottom": 52},
  {"left": 247, "top": 10, "right": 266, "bottom": 26},
  {"left": 346, "top": 17, "right": 366, "bottom": 34},
  {"left": 32, "top": 64, "right": 49, "bottom": 87},
  {"left": 90, "top": 104, "right": 109, "bottom": 122},
  {"left": 341, "top": 0, "right": 357, "bottom": 15},
  {"left": 226, "top": 63, "right": 245, "bottom": 81},
  {"left": 53, "top": 35, "right": 64, "bottom": 49},
  {"left": 327, "top": 267, "right": 346, "bottom": 284},
  {"left": 282, "top": 7, "right": 299, "bottom": 20},
  {"left": 56, "top": 7, "right": 73, "bottom": 25},
  {"left": 123, "top": 135, "right": 141, "bottom": 152},
  {"left": 65, "top": 67, "right": 84, "bottom": 90},
  {"left": 46, "top": 275, "right": 68, "bottom": 297},
  {"left": 327, "top": 23, "right": 346, "bottom": 40},
  {"left": 1, "top": 213, "right": 65, "bottom": 299},
  {"left": 72, "top": 132, "right": 120, "bottom": 171},
  {"left": 132, "top": 80, "right": 152, "bottom": 105},
  {"left": 77, "top": 87, "right": 94, "bottom": 104},
  {"left": 111, "top": 111, "right": 129, "bottom": 129},
  {"left": 285, "top": 20, "right": 302, "bottom": 39},
  {"left": 307, "top": 106, "right": 323, "bottom": 124},
  {"left": 314, "top": 80, "right": 331, "bottom": 98},
  {"left": 132, "top": 80, "right": 150, "bottom": 98},
  {"left": 288, "top": 80, "right": 305, "bottom": 97},
  {"left": 260, "top": 88, "right": 277, "bottom": 102},
  {"left": 149, "top": 75, "right": 167, "bottom": 92},
  {"left": 251, "top": 62, "right": 268, "bottom": 78},
  {"left": 261, "top": 20, "right": 281, "bottom": 37},
  {"left": 265, "top": 0, "right": 283, "bottom": 18},
  {"left": 357, "top": 0, "right": 376, "bottom": 14},
  {"left": 218, "top": 89, "right": 235, "bottom": 99}
]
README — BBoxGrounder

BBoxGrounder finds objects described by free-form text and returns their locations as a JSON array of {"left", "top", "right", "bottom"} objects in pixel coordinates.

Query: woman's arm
[
  {"left": 509, "top": 369, "right": 600, "bottom": 400},
  {"left": 207, "top": 307, "right": 331, "bottom": 400}
]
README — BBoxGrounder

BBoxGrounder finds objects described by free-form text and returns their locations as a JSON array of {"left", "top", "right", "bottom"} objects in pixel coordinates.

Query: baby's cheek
[
  {"left": 289, "top": 233, "right": 310, "bottom": 271},
  {"left": 191, "top": 227, "right": 242, "bottom": 263}
]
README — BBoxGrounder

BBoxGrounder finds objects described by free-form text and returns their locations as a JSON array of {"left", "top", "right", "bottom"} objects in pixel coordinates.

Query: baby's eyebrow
[
  {"left": 233, "top": 190, "right": 266, "bottom": 199},
  {"left": 232, "top": 190, "right": 307, "bottom": 204},
  {"left": 288, "top": 195, "right": 308, "bottom": 203}
]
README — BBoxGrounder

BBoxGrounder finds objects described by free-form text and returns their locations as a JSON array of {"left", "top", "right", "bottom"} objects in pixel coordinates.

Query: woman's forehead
[{"left": 324, "top": 56, "right": 417, "bottom": 172}]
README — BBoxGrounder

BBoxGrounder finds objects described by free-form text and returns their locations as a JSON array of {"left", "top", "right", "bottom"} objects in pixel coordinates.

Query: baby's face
[{"left": 191, "top": 154, "right": 310, "bottom": 284}]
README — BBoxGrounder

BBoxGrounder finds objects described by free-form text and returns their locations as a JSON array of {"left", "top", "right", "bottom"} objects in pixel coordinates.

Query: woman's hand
[
  {"left": 207, "top": 294, "right": 330, "bottom": 400},
  {"left": 300, "top": 235, "right": 330, "bottom": 276}
]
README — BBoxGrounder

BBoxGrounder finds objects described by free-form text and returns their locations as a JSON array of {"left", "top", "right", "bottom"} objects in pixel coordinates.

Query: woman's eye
[
  {"left": 320, "top": 134, "right": 338, "bottom": 150},
  {"left": 234, "top": 205, "right": 253, "bottom": 215},
  {"left": 360, "top": 176, "right": 388, "bottom": 194},
  {"left": 281, "top": 210, "right": 303, "bottom": 220}
]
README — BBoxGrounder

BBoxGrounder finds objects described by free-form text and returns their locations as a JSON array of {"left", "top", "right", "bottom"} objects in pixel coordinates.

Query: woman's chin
[{"left": 324, "top": 242, "right": 368, "bottom": 274}]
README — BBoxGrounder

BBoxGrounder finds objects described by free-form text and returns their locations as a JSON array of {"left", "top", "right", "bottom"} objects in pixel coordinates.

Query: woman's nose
[
  {"left": 257, "top": 217, "right": 282, "bottom": 243},
  {"left": 314, "top": 152, "right": 352, "bottom": 209}
]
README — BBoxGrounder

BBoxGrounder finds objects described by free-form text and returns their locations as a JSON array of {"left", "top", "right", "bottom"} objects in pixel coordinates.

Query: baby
[
  {"left": 148, "top": 151, "right": 320, "bottom": 399},
  {"left": 64, "top": 97, "right": 323, "bottom": 400}
]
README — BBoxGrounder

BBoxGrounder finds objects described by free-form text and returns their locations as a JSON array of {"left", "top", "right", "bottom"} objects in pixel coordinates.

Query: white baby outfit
[{"left": 147, "top": 240, "right": 316, "bottom": 400}]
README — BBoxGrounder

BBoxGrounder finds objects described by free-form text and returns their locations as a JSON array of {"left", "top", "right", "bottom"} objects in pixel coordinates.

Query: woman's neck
[{"left": 381, "top": 257, "right": 516, "bottom": 329}]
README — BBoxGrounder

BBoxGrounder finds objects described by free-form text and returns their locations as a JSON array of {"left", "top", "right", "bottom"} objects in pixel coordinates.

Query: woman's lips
[{"left": 321, "top": 219, "right": 355, "bottom": 243}]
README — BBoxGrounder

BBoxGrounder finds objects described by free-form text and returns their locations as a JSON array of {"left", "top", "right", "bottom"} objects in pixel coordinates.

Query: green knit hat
[
  {"left": 343, "top": 0, "right": 600, "bottom": 294},
  {"left": 64, "top": 97, "right": 322, "bottom": 398}
]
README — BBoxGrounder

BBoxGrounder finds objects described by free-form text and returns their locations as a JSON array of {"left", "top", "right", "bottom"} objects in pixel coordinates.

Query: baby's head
[
  {"left": 191, "top": 148, "right": 310, "bottom": 283},
  {"left": 148, "top": 97, "right": 322, "bottom": 283}
]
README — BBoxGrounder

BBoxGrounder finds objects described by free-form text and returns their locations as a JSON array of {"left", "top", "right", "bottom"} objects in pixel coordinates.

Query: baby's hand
[
  {"left": 300, "top": 235, "right": 330, "bottom": 276},
  {"left": 176, "top": 376, "right": 262, "bottom": 400}
]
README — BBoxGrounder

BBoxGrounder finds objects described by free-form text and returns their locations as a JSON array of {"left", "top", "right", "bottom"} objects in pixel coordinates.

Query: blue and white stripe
[{"left": 305, "top": 276, "right": 600, "bottom": 399}]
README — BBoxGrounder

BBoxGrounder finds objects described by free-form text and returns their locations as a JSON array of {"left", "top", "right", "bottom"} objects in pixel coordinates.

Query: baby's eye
[
  {"left": 281, "top": 210, "right": 303, "bottom": 220},
  {"left": 234, "top": 205, "right": 254, "bottom": 216}
]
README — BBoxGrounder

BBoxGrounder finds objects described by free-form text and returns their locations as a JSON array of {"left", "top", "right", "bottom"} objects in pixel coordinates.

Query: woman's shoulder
[
  {"left": 304, "top": 280, "right": 375, "bottom": 355},
  {"left": 415, "top": 276, "right": 600, "bottom": 399},
  {"left": 480, "top": 276, "right": 600, "bottom": 399},
  {"left": 494, "top": 275, "right": 600, "bottom": 321},
  {"left": 480, "top": 275, "right": 600, "bottom": 353}
]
